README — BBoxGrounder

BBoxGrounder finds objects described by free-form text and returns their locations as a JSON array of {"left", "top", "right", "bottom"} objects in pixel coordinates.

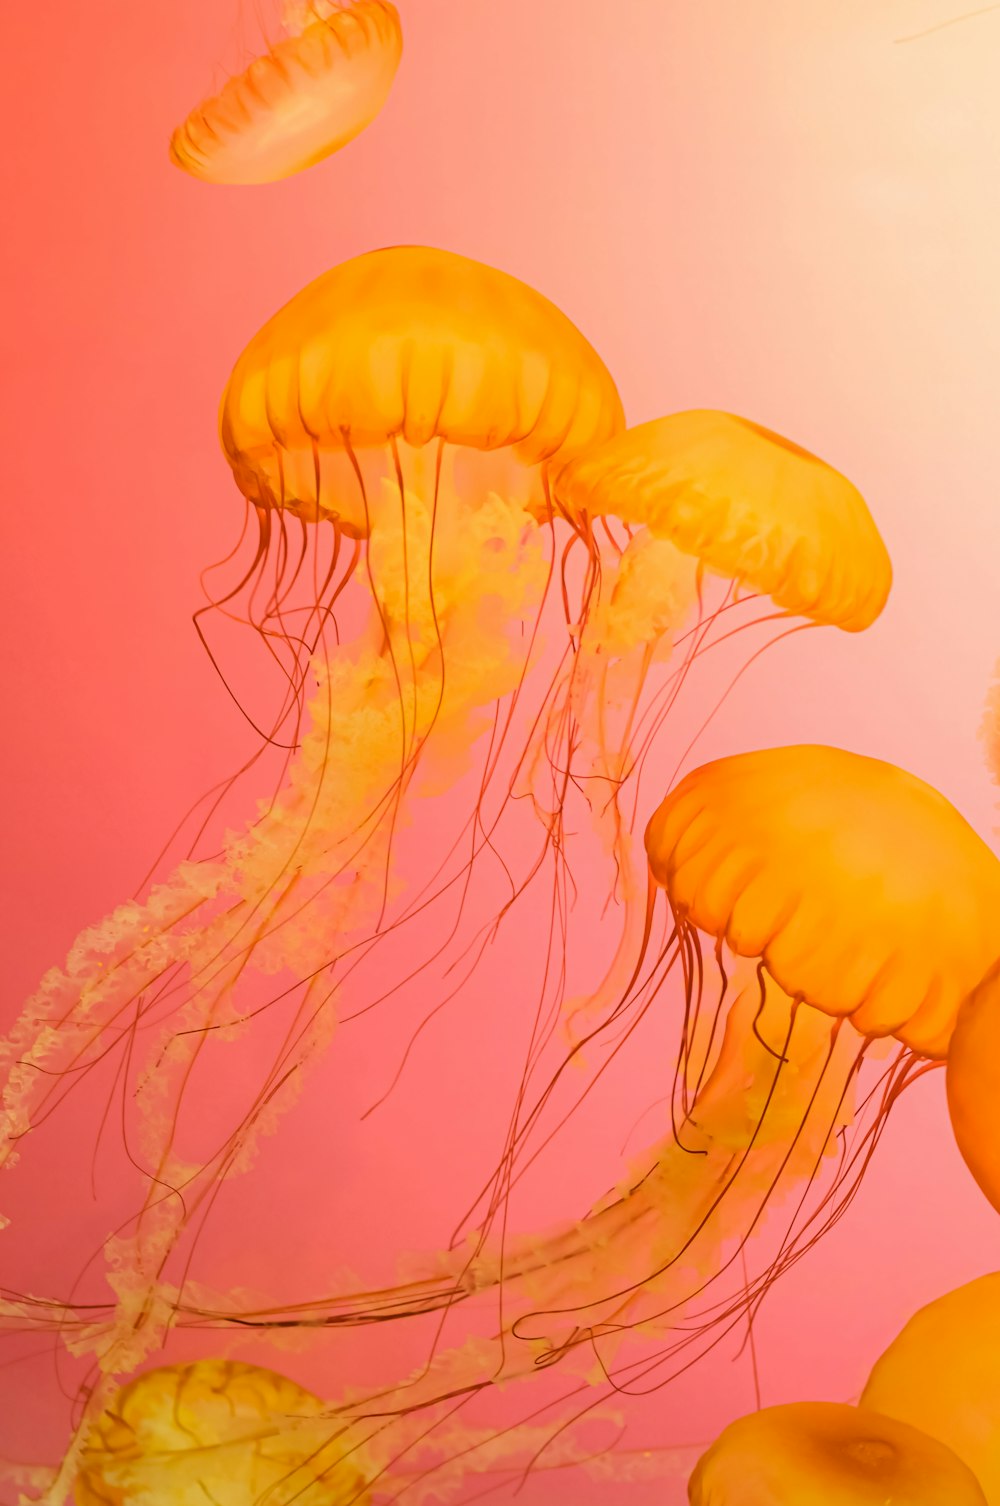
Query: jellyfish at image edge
[
  {"left": 0, "top": 243, "right": 625, "bottom": 1497},
  {"left": 155, "top": 743, "right": 1000, "bottom": 1478},
  {"left": 170, "top": 1, "right": 403, "bottom": 185},
  {"left": 945, "top": 957, "right": 1000, "bottom": 1225},
  {"left": 686, "top": 1401, "right": 987, "bottom": 1505},
  {"left": 861, "top": 1269, "right": 1000, "bottom": 1505}
]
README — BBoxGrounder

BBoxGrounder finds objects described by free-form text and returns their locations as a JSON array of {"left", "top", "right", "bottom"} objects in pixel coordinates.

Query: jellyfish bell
[
  {"left": 646, "top": 744, "right": 1000, "bottom": 1058},
  {"left": 945, "top": 958, "right": 1000, "bottom": 1215},
  {"left": 687, "top": 1401, "right": 987, "bottom": 1505},
  {"left": 550, "top": 411, "right": 892, "bottom": 1039},
  {"left": 554, "top": 409, "right": 892, "bottom": 631},
  {"left": 76, "top": 1359, "right": 369, "bottom": 1506},
  {"left": 219, "top": 242, "right": 625, "bottom": 533},
  {"left": 490, "top": 745, "right": 1000, "bottom": 1354},
  {"left": 170, "top": 0, "right": 403, "bottom": 186},
  {"left": 860, "top": 1271, "right": 1000, "bottom": 1505},
  {"left": 215, "top": 240, "right": 626, "bottom": 798}
]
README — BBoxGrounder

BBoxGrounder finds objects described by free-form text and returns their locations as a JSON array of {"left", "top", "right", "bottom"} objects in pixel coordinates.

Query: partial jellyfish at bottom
[
  {"left": 686, "top": 1401, "right": 987, "bottom": 1505},
  {"left": 861, "top": 1270, "right": 1000, "bottom": 1505}
]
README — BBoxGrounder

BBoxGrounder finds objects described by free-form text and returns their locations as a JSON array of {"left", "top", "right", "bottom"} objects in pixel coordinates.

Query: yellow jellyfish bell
[
  {"left": 687, "top": 1402, "right": 987, "bottom": 1505},
  {"left": 555, "top": 409, "right": 891, "bottom": 630},
  {"left": 861, "top": 1271, "right": 1000, "bottom": 1505},
  {"left": 646, "top": 743, "right": 1000, "bottom": 1056},
  {"left": 220, "top": 242, "right": 625, "bottom": 528},
  {"left": 170, "top": 0, "right": 403, "bottom": 186},
  {"left": 76, "top": 1360, "right": 368, "bottom": 1506}
]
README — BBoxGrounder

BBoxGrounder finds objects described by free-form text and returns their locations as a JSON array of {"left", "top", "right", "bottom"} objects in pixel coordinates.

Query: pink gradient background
[{"left": 3, "top": 0, "right": 1000, "bottom": 1499}]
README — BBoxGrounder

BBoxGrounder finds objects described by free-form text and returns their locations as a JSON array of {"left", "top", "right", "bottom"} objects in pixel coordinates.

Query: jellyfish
[
  {"left": 170, "top": 1, "right": 403, "bottom": 185},
  {"left": 860, "top": 1271, "right": 1000, "bottom": 1505},
  {"left": 555, "top": 411, "right": 890, "bottom": 634},
  {"left": 0, "top": 244, "right": 627, "bottom": 1498},
  {"left": 547, "top": 409, "right": 892, "bottom": 1039},
  {"left": 72, "top": 1357, "right": 695, "bottom": 1506},
  {"left": 76, "top": 1359, "right": 370, "bottom": 1506},
  {"left": 945, "top": 957, "right": 1000, "bottom": 1216},
  {"left": 103, "top": 742, "right": 997, "bottom": 1498},
  {"left": 686, "top": 1401, "right": 987, "bottom": 1505},
  {"left": 0, "top": 260, "right": 896, "bottom": 1498}
]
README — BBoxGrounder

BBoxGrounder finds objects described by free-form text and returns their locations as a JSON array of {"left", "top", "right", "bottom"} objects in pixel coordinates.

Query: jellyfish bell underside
[
  {"left": 686, "top": 1401, "right": 987, "bottom": 1505},
  {"left": 861, "top": 1269, "right": 1000, "bottom": 1506},
  {"left": 170, "top": 0, "right": 403, "bottom": 185}
]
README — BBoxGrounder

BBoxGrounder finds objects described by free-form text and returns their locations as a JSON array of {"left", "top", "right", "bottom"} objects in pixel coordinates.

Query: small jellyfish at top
[
  {"left": 170, "top": 1, "right": 403, "bottom": 185},
  {"left": 861, "top": 1270, "right": 1000, "bottom": 1504},
  {"left": 686, "top": 1401, "right": 987, "bottom": 1505}
]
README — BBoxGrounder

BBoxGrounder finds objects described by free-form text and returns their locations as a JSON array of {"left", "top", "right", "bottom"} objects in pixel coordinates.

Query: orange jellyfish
[
  {"left": 548, "top": 410, "right": 892, "bottom": 1038},
  {"left": 555, "top": 411, "right": 891, "bottom": 634},
  {"left": 137, "top": 743, "right": 1000, "bottom": 1490},
  {"left": 686, "top": 1402, "right": 987, "bottom": 1505},
  {"left": 77, "top": 1359, "right": 370, "bottom": 1506},
  {"left": 945, "top": 956, "right": 1000, "bottom": 1215},
  {"left": 71, "top": 1355, "right": 693, "bottom": 1506},
  {"left": 170, "top": 1, "right": 403, "bottom": 185},
  {"left": 0, "top": 243, "right": 627, "bottom": 1498},
  {"left": 860, "top": 1271, "right": 1000, "bottom": 1505},
  {"left": 0, "top": 267, "right": 895, "bottom": 1499}
]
